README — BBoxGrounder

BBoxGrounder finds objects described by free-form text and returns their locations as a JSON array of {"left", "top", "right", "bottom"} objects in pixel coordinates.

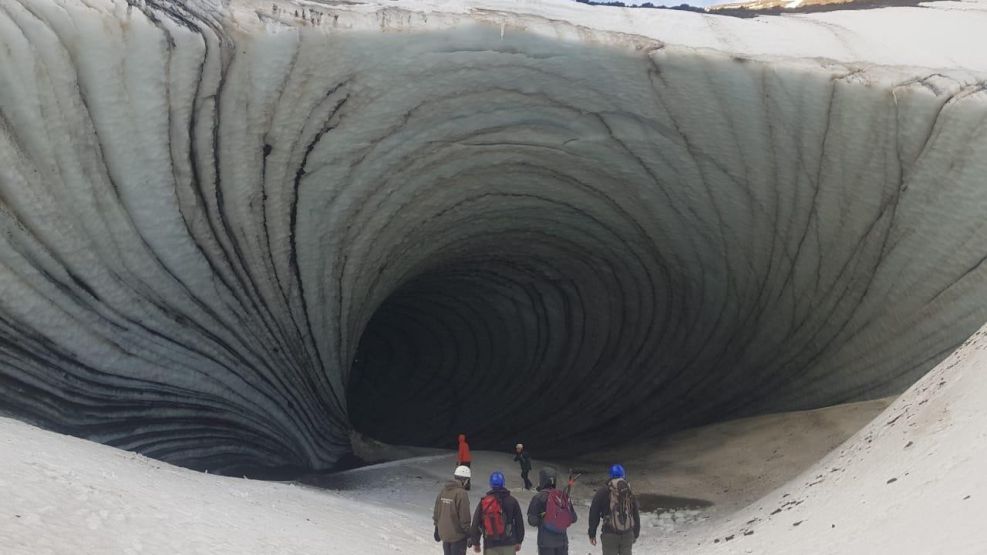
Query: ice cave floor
[{"left": 3, "top": 322, "right": 986, "bottom": 554}]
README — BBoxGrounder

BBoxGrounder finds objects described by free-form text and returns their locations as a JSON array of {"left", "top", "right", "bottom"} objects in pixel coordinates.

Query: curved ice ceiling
[{"left": 1, "top": 0, "right": 986, "bottom": 473}]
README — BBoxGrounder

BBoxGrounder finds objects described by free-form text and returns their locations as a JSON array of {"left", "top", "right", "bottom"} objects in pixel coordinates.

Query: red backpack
[
  {"left": 542, "top": 489, "right": 573, "bottom": 533},
  {"left": 480, "top": 495, "right": 507, "bottom": 540}
]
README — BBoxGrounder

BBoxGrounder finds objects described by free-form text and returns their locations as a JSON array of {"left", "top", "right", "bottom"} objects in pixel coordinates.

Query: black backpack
[{"left": 607, "top": 479, "right": 636, "bottom": 533}]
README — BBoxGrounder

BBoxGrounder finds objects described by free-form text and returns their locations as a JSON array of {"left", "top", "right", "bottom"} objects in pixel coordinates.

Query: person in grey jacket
[
  {"left": 434, "top": 465, "right": 473, "bottom": 555},
  {"left": 526, "top": 467, "right": 577, "bottom": 555}
]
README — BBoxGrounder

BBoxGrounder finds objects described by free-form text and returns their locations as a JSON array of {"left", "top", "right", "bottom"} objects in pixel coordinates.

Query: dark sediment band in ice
[{"left": 0, "top": 0, "right": 986, "bottom": 473}]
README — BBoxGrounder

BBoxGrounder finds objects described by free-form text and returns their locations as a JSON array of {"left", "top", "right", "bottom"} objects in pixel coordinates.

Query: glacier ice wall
[{"left": 1, "top": 0, "right": 987, "bottom": 472}]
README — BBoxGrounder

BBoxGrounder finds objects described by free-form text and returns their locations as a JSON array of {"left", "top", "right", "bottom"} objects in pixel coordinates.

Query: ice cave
[{"left": 2, "top": 0, "right": 987, "bottom": 552}]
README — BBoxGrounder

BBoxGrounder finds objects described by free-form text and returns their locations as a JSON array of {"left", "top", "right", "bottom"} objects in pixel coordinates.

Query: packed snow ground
[
  {"left": 0, "top": 405, "right": 872, "bottom": 554},
  {"left": 0, "top": 393, "right": 918, "bottom": 554},
  {"left": 4, "top": 320, "right": 987, "bottom": 553},
  {"left": 4, "top": 316, "right": 986, "bottom": 554}
]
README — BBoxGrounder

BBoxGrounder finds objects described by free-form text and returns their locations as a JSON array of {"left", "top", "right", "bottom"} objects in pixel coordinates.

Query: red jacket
[{"left": 457, "top": 434, "right": 472, "bottom": 464}]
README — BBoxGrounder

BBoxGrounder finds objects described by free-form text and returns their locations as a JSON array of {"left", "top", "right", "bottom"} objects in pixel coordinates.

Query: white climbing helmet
[{"left": 454, "top": 465, "right": 472, "bottom": 479}]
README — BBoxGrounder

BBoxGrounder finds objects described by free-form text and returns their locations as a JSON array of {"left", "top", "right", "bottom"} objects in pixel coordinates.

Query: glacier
[{"left": 1, "top": 0, "right": 986, "bottom": 474}]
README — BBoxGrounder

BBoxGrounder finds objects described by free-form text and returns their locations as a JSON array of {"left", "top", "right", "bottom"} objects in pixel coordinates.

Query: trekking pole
[{"left": 565, "top": 469, "right": 582, "bottom": 496}]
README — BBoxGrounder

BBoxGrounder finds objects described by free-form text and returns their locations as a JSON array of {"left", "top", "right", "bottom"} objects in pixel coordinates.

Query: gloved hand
[
  {"left": 473, "top": 545, "right": 482, "bottom": 553},
  {"left": 433, "top": 527, "right": 440, "bottom": 542}
]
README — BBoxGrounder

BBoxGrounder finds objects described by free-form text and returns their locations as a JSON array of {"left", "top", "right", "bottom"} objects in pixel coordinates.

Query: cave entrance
[{"left": 346, "top": 253, "right": 613, "bottom": 455}]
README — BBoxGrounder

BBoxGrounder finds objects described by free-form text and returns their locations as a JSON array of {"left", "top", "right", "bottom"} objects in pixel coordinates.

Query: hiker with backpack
[
  {"left": 587, "top": 464, "right": 640, "bottom": 555},
  {"left": 469, "top": 471, "right": 525, "bottom": 554},
  {"left": 526, "top": 467, "right": 578, "bottom": 555},
  {"left": 513, "top": 443, "right": 533, "bottom": 490},
  {"left": 434, "top": 465, "right": 474, "bottom": 555},
  {"left": 458, "top": 434, "right": 472, "bottom": 468}
]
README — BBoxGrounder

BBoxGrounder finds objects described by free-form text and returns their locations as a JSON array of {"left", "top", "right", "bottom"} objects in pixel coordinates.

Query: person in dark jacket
[
  {"left": 513, "top": 443, "right": 533, "bottom": 490},
  {"left": 527, "top": 467, "right": 577, "bottom": 555},
  {"left": 588, "top": 464, "right": 641, "bottom": 555},
  {"left": 434, "top": 465, "right": 473, "bottom": 555},
  {"left": 469, "top": 471, "right": 525, "bottom": 554}
]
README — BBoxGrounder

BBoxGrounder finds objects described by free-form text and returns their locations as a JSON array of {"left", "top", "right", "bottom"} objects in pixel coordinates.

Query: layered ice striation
[{"left": 1, "top": 0, "right": 987, "bottom": 473}]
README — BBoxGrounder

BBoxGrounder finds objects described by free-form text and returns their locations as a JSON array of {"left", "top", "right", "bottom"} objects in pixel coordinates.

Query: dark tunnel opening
[
  {"left": 345, "top": 222, "right": 678, "bottom": 456},
  {"left": 343, "top": 191, "right": 779, "bottom": 457}
]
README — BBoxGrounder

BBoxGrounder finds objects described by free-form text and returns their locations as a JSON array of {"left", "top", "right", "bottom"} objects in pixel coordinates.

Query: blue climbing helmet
[
  {"left": 609, "top": 464, "right": 626, "bottom": 480},
  {"left": 490, "top": 471, "right": 506, "bottom": 488}
]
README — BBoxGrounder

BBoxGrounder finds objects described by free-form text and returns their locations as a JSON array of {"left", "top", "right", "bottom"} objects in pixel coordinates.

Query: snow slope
[
  {"left": 0, "top": 416, "right": 432, "bottom": 553},
  {"left": 695, "top": 324, "right": 987, "bottom": 554}
]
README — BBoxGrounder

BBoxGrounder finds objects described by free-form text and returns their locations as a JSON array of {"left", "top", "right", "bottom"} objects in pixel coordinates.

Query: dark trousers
[
  {"left": 601, "top": 531, "right": 635, "bottom": 555},
  {"left": 442, "top": 538, "right": 468, "bottom": 555},
  {"left": 537, "top": 548, "right": 567, "bottom": 555},
  {"left": 521, "top": 469, "right": 532, "bottom": 490}
]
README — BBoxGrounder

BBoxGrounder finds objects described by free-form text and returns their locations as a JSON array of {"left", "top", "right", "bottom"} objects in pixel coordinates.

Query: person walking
[
  {"left": 469, "top": 471, "right": 525, "bottom": 554},
  {"left": 434, "top": 465, "right": 474, "bottom": 555},
  {"left": 588, "top": 464, "right": 640, "bottom": 555},
  {"left": 513, "top": 443, "right": 533, "bottom": 490},
  {"left": 458, "top": 434, "right": 472, "bottom": 468},
  {"left": 527, "top": 467, "right": 578, "bottom": 555}
]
